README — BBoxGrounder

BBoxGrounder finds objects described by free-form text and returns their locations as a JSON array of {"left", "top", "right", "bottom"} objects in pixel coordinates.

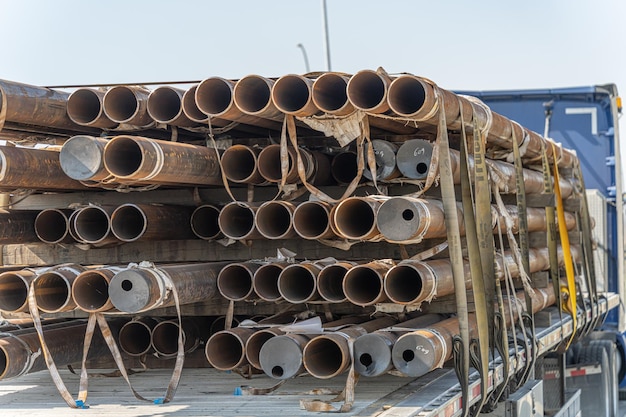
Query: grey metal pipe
[
  {"left": 253, "top": 262, "right": 288, "bottom": 302},
  {"left": 218, "top": 202, "right": 261, "bottom": 240},
  {"left": 245, "top": 328, "right": 285, "bottom": 370},
  {"left": 110, "top": 203, "right": 195, "bottom": 242},
  {"left": 233, "top": 75, "right": 282, "bottom": 121},
  {"left": 255, "top": 200, "right": 297, "bottom": 240},
  {"left": 278, "top": 262, "right": 323, "bottom": 304},
  {"left": 102, "top": 85, "right": 153, "bottom": 126},
  {"left": 0, "top": 210, "right": 39, "bottom": 244},
  {"left": 32, "top": 264, "right": 85, "bottom": 313},
  {"left": 118, "top": 318, "right": 157, "bottom": 357},
  {"left": 108, "top": 262, "right": 229, "bottom": 313},
  {"left": 35, "top": 208, "right": 74, "bottom": 244},
  {"left": 151, "top": 319, "right": 200, "bottom": 357},
  {"left": 59, "top": 135, "right": 110, "bottom": 182},
  {"left": 271, "top": 74, "right": 319, "bottom": 117},
  {"left": 376, "top": 197, "right": 450, "bottom": 243},
  {"left": 332, "top": 196, "right": 383, "bottom": 240},
  {"left": 102, "top": 135, "right": 222, "bottom": 186},
  {"left": 190, "top": 204, "right": 222, "bottom": 240},
  {"left": 292, "top": 200, "right": 336, "bottom": 240},
  {"left": 311, "top": 73, "right": 354, "bottom": 116},
  {"left": 217, "top": 262, "right": 262, "bottom": 301},
  {"left": 205, "top": 326, "right": 257, "bottom": 370},
  {"left": 317, "top": 261, "right": 355, "bottom": 303},
  {"left": 72, "top": 205, "right": 118, "bottom": 246},
  {"left": 363, "top": 140, "right": 400, "bottom": 181},
  {"left": 71, "top": 266, "right": 123, "bottom": 313},
  {"left": 221, "top": 144, "right": 265, "bottom": 184},
  {"left": 343, "top": 261, "right": 393, "bottom": 306},
  {"left": 67, "top": 88, "right": 117, "bottom": 129},
  {"left": 396, "top": 138, "right": 433, "bottom": 180},
  {"left": 147, "top": 86, "right": 197, "bottom": 127}
]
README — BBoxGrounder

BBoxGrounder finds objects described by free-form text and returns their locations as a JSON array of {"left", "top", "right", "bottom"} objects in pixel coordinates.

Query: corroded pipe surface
[
  {"left": 110, "top": 204, "right": 195, "bottom": 242},
  {"left": 205, "top": 326, "right": 257, "bottom": 370},
  {"left": 0, "top": 210, "right": 39, "bottom": 244},
  {"left": 60, "top": 135, "right": 110, "bottom": 182},
  {"left": 293, "top": 200, "right": 336, "bottom": 240},
  {"left": 217, "top": 262, "right": 262, "bottom": 301},
  {"left": 376, "top": 197, "right": 450, "bottom": 243},
  {"left": 72, "top": 267, "right": 123, "bottom": 313},
  {"left": 272, "top": 74, "right": 319, "bottom": 117},
  {"left": 35, "top": 209, "right": 74, "bottom": 244},
  {"left": 190, "top": 204, "right": 222, "bottom": 240},
  {"left": 103, "top": 86, "right": 153, "bottom": 126},
  {"left": 255, "top": 200, "right": 297, "bottom": 240},
  {"left": 32, "top": 264, "right": 85, "bottom": 313},
  {"left": 67, "top": 88, "right": 117, "bottom": 129},
  {"left": 218, "top": 202, "right": 261, "bottom": 240},
  {"left": 343, "top": 261, "right": 393, "bottom": 306},
  {"left": 147, "top": 86, "right": 197, "bottom": 127}
]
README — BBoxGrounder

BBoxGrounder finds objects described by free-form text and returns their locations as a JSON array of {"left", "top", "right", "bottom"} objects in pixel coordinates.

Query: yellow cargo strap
[{"left": 551, "top": 143, "right": 577, "bottom": 348}]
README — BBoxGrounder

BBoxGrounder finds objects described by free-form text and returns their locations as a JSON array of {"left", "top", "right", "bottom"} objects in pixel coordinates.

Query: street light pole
[
  {"left": 297, "top": 43, "right": 311, "bottom": 73},
  {"left": 321, "top": 0, "right": 332, "bottom": 71}
]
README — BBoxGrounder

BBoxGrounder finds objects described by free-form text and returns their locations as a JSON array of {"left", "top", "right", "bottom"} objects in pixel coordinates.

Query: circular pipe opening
[
  {"left": 317, "top": 264, "right": 349, "bottom": 303},
  {"left": 344, "top": 267, "right": 383, "bottom": 306},
  {"left": 253, "top": 264, "right": 284, "bottom": 301},
  {"left": 35, "top": 210, "right": 69, "bottom": 243},
  {"left": 103, "top": 137, "right": 143, "bottom": 178},
  {"left": 218, "top": 264, "right": 254, "bottom": 301},
  {"left": 121, "top": 280, "right": 133, "bottom": 291},
  {"left": 334, "top": 199, "right": 375, "bottom": 239},
  {"left": 206, "top": 332, "right": 244, "bottom": 370},
  {"left": 278, "top": 266, "right": 316, "bottom": 303},
  {"left": 271, "top": 366, "right": 284, "bottom": 378},
  {"left": 347, "top": 71, "right": 386, "bottom": 111},
  {"left": 72, "top": 271, "right": 111, "bottom": 312},
  {"left": 273, "top": 76, "right": 310, "bottom": 113},
  {"left": 257, "top": 145, "right": 293, "bottom": 183},
  {"left": 218, "top": 204, "right": 255, "bottom": 239},
  {"left": 312, "top": 74, "right": 349, "bottom": 112},
  {"left": 384, "top": 265, "right": 424, "bottom": 304},
  {"left": 190, "top": 205, "right": 221, "bottom": 240},
  {"left": 293, "top": 202, "right": 329, "bottom": 239},
  {"left": 256, "top": 202, "right": 292, "bottom": 239},
  {"left": 331, "top": 152, "right": 358, "bottom": 184},
  {"left": 119, "top": 321, "right": 153, "bottom": 356},
  {"left": 0, "top": 273, "right": 29, "bottom": 312},
  {"left": 246, "top": 330, "right": 276, "bottom": 369},
  {"left": 33, "top": 272, "right": 71, "bottom": 312},
  {"left": 67, "top": 89, "right": 103, "bottom": 125},
  {"left": 148, "top": 87, "right": 182, "bottom": 123},
  {"left": 111, "top": 205, "right": 147, "bottom": 242},
  {"left": 195, "top": 78, "right": 233, "bottom": 116},
  {"left": 402, "top": 209, "right": 414, "bottom": 221},
  {"left": 304, "top": 337, "right": 343, "bottom": 378},
  {"left": 152, "top": 321, "right": 182, "bottom": 356},
  {"left": 359, "top": 353, "right": 373, "bottom": 367},
  {"left": 234, "top": 77, "right": 272, "bottom": 114},
  {"left": 221, "top": 146, "right": 257, "bottom": 182},
  {"left": 388, "top": 77, "right": 427, "bottom": 116},
  {"left": 416, "top": 162, "right": 429, "bottom": 175},
  {"left": 73, "top": 207, "right": 111, "bottom": 243},
  {"left": 402, "top": 349, "right": 415, "bottom": 362},
  {"left": 103, "top": 86, "right": 139, "bottom": 123},
  {"left": 182, "top": 85, "right": 208, "bottom": 122}
]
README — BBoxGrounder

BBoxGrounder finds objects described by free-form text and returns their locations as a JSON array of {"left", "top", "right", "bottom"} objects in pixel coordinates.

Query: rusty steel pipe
[
  {"left": 217, "top": 262, "right": 262, "bottom": 301},
  {"left": 32, "top": 264, "right": 85, "bottom": 313},
  {"left": 59, "top": 135, "right": 110, "bottom": 182},
  {"left": 0, "top": 269, "right": 44, "bottom": 313},
  {"left": 255, "top": 200, "right": 297, "bottom": 240},
  {"left": 221, "top": 144, "right": 265, "bottom": 184},
  {"left": 312, "top": 73, "right": 354, "bottom": 116},
  {"left": 364, "top": 140, "right": 400, "bottom": 181},
  {"left": 35, "top": 208, "right": 74, "bottom": 244},
  {"left": 71, "top": 266, "right": 124, "bottom": 313},
  {"left": 233, "top": 75, "right": 282, "bottom": 121},
  {"left": 110, "top": 203, "right": 195, "bottom": 242},
  {"left": 278, "top": 262, "right": 324, "bottom": 304},
  {"left": 67, "top": 209, "right": 84, "bottom": 243},
  {"left": 108, "top": 262, "right": 229, "bottom": 313},
  {"left": 119, "top": 318, "right": 157, "bottom": 357},
  {"left": 103, "top": 135, "right": 222, "bottom": 186},
  {"left": 190, "top": 204, "right": 222, "bottom": 240},
  {"left": 209, "top": 315, "right": 241, "bottom": 336},
  {"left": 332, "top": 196, "right": 384, "bottom": 240},
  {"left": 272, "top": 74, "right": 319, "bottom": 117},
  {"left": 317, "top": 261, "right": 356, "bottom": 303},
  {"left": 205, "top": 326, "right": 257, "bottom": 370},
  {"left": 181, "top": 85, "right": 209, "bottom": 123},
  {"left": 292, "top": 200, "right": 336, "bottom": 240},
  {"left": 0, "top": 210, "right": 38, "bottom": 244},
  {"left": 147, "top": 86, "right": 197, "bottom": 127},
  {"left": 392, "top": 287, "right": 555, "bottom": 377},
  {"left": 245, "top": 328, "right": 285, "bottom": 370},
  {"left": 67, "top": 88, "right": 117, "bottom": 129},
  {"left": 343, "top": 261, "right": 393, "bottom": 307},
  {"left": 346, "top": 69, "right": 392, "bottom": 114},
  {"left": 330, "top": 150, "right": 359, "bottom": 185},
  {"left": 303, "top": 316, "right": 397, "bottom": 379},
  {"left": 152, "top": 319, "right": 200, "bottom": 357},
  {"left": 257, "top": 145, "right": 299, "bottom": 184},
  {"left": 72, "top": 205, "right": 118, "bottom": 246},
  {"left": 0, "top": 146, "right": 88, "bottom": 191},
  {"left": 353, "top": 314, "right": 445, "bottom": 377},
  {"left": 253, "top": 262, "right": 289, "bottom": 302},
  {"left": 218, "top": 202, "right": 261, "bottom": 240},
  {"left": 195, "top": 76, "right": 280, "bottom": 130},
  {"left": 102, "top": 85, "right": 153, "bottom": 126}
]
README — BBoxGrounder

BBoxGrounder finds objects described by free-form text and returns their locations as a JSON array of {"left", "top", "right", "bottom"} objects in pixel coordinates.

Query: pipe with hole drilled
[{"left": 59, "top": 135, "right": 110, "bottom": 182}]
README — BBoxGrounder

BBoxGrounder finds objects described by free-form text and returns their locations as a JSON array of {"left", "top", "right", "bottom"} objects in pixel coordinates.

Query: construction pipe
[
  {"left": 195, "top": 76, "right": 280, "bottom": 130},
  {"left": 245, "top": 327, "right": 285, "bottom": 370},
  {"left": 386, "top": 74, "right": 574, "bottom": 167},
  {"left": 0, "top": 146, "right": 88, "bottom": 191},
  {"left": 205, "top": 326, "right": 258, "bottom": 370},
  {"left": 181, "top": 85, "right": 209, "bottom": 123},
  {"left": 233, "top": 75, "right": 282, "bottom": 121},
  {"left": 363, "top": 140, "right": 400, "bottom": 181},
  {"left": 32, "top": 264, "right": 86, "bottom": 313},
  {"left": 392, "top": 287, "right": 555, "bottom": 377},
  {"left": 311, "top": 73, "right": 354, "bottom": 116},
  {"left": 259, "top": 316, "right": 369, "bottom": 379},
  {"left": 0, "top": 210, "right": 38, "bottom": 244},
  {"left": 343, "top": 261, "right": 394, "bottom": 306},
  {"left": 278, "top": 262, "right": 324, "bottom": 304},
  {"left": 190, "top": 204, "right": 222, "bottom": 240},
  {"left": 152, "top": 319, "right": 200, "bottom": 357},
  {"left": 255, "top": 200, "right": 297, "bottom": 240},
  {"left": 272, "top": 74, "right": 319, "bottom": 117},
  {"left": 72, "top": 205, "right": 118, "bottom": 246},
  {"left": 147, "top": 86, "right": 197, "bottom": 127},
  {"left": 209, "top": 315, "right": 241, "bottom": 336},
  {"left": 217, "top": 262, "right": 262, "bottom": 301},
  {"left": 102, "top": 135, "right": 222, "bottom": 186},
  {"left": 346, "top": 69, "right": 393, "bottom": 114},
  {"left": 0, "top": 269, "right": 41, "bottom": 313},
  {"left": 35, "top": 208, "right": 74, "bottom": 244},
  {"left": 218, "top": 202, "right": 261, "bottom": 240},
  {"left": 330, "top": 151, "right": 359, "bottom": 185},
  {"left": 102, "top": 85, "right": 153, "bottom": 126},
  {"left": 376, "top": 197, "right": 453, "bottom": 243},
  {"left": 221, "top": 144, "right": 265, "bottom": 184},
  {"left": 354, "top": 314, "right": 445, "bottom": 377},
  {"left": 292, "top": 200, "right": 336, "bottom": 240},
  {"left": 59, "top": 135, "right": 110, "bottom": 182},
  {"left": 317, "top": 261, "right": 356, "bottom": 303},
  {"left": 332, "top": 196, "right": 384, "bottom": 240},
  {"left": 395, "top": 138, "right": 433, "bottom": 180},
  {"left": 67, "top": 209, "right": 84, "bottom": 243},
  {"left": 257, "top": 144, "right": 298, "bottom": 183},
  {"left": 110, "top": 203, "right": 195, "bottom": 242},
  {"left": 108, "top": 262, "right": 229, "bottom": 313},
  {"left": 66, "top": 88, "right": 117, "bottom": 129},
  {"left": 253, "top": 262, "right": 289, "bottom": 302},
  {"left": 71, "top": 266, "right": 124, "bottom": 313},
  {"left": 119, "top": 318, "right": 158, "bottom": 356},
  {"left": 303, "top": 316, "right": 398, "bottom": 379}
]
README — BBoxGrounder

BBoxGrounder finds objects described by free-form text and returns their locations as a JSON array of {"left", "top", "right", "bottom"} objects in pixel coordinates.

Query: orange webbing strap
[{"left": 551, "top": 142, "right": 577, "bottom": 349}]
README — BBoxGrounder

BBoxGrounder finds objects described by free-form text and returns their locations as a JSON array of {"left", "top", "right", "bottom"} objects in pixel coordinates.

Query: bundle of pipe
[
  {"left": 118, "top": 317, "right": 158, "bottom": 357},
  {"left": 102, "top": 135, "right": 222, "bottom": 186},
  {"left": 343, "top": 261, "right": 394, "bottom": 306},
  {"left": 277, "top": 262, "right": 326, "bottom": 304},
  {"left": 0, "top": 268, "right": 49, "bottom": 313},
  {"left": 384, "top": 246, "right": 580, "bottom": 305},
  {"left": 332, "top": 196, "right": 386, "bottom": 240},
  {"left": 345, "top": 70, "right": 573, "bottom": 167},
  {"left": 152, "top": 319, "right": 201, "bottom": 357},
  {"left": 66, "top": 88, "right": 117, "bottom": 129},
  {"left": 32, "top": 264, "right": 86, "bottom": 313},
  {"left": 59, "top": 136, "right": 110, "bottom": 182},
  {"left": 190, "top": 205, "right": 222, "bottom": 240},
  {"left": 255, "top": 200, "right": 297, "bottom": 240},
  {"left": 108, "top": 262, "right": 230, "bottom": 313},
  {"left": 110, "top": 204, "right": 195, "bottom": 242},
  {"left": 34, "top": 208, "right": 74, "bottom": 244},
  {"left": 0, "top": 210, "right": 39, "bottom": 244},
  {"left": 259, "top": 316, "right": 370, "bottom": 380},
  {"left": 292, "top": 200, "right": 336, "bottom": 240},
  {"left": 253, "top": 262, "right": 289, "bottom": 302},
  {"left": 102, "top": 86, "right": 153, "bottom": 126},
  {"left": 0, "top": 319, "right": 115, "bottom": 380},
  {"left": 392, "top": 286, "right": 555, "bottom": 377},
  {"left": 72, "top": 205, "right": 119, "bottom": 246},
  {"left": 302, "top": 316, "right": 398, "bottom": 379},
  {"left": 353, "top": 314, "right": 446, "bottom": 377},
  {"left": 0, "top": 146, "right": 89, "bottom": 191},
  {"left": 71, "top": 266, "right": 124, "bottom": 313},
  {"left": 217, "top": 262, "right": 262, "bottom": 301},
  {"left": 147, "top": 86, "right": 198, "bottom": 127},
  {"left": 205, "top": 325, "right": 258, "bottom": 370}
]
